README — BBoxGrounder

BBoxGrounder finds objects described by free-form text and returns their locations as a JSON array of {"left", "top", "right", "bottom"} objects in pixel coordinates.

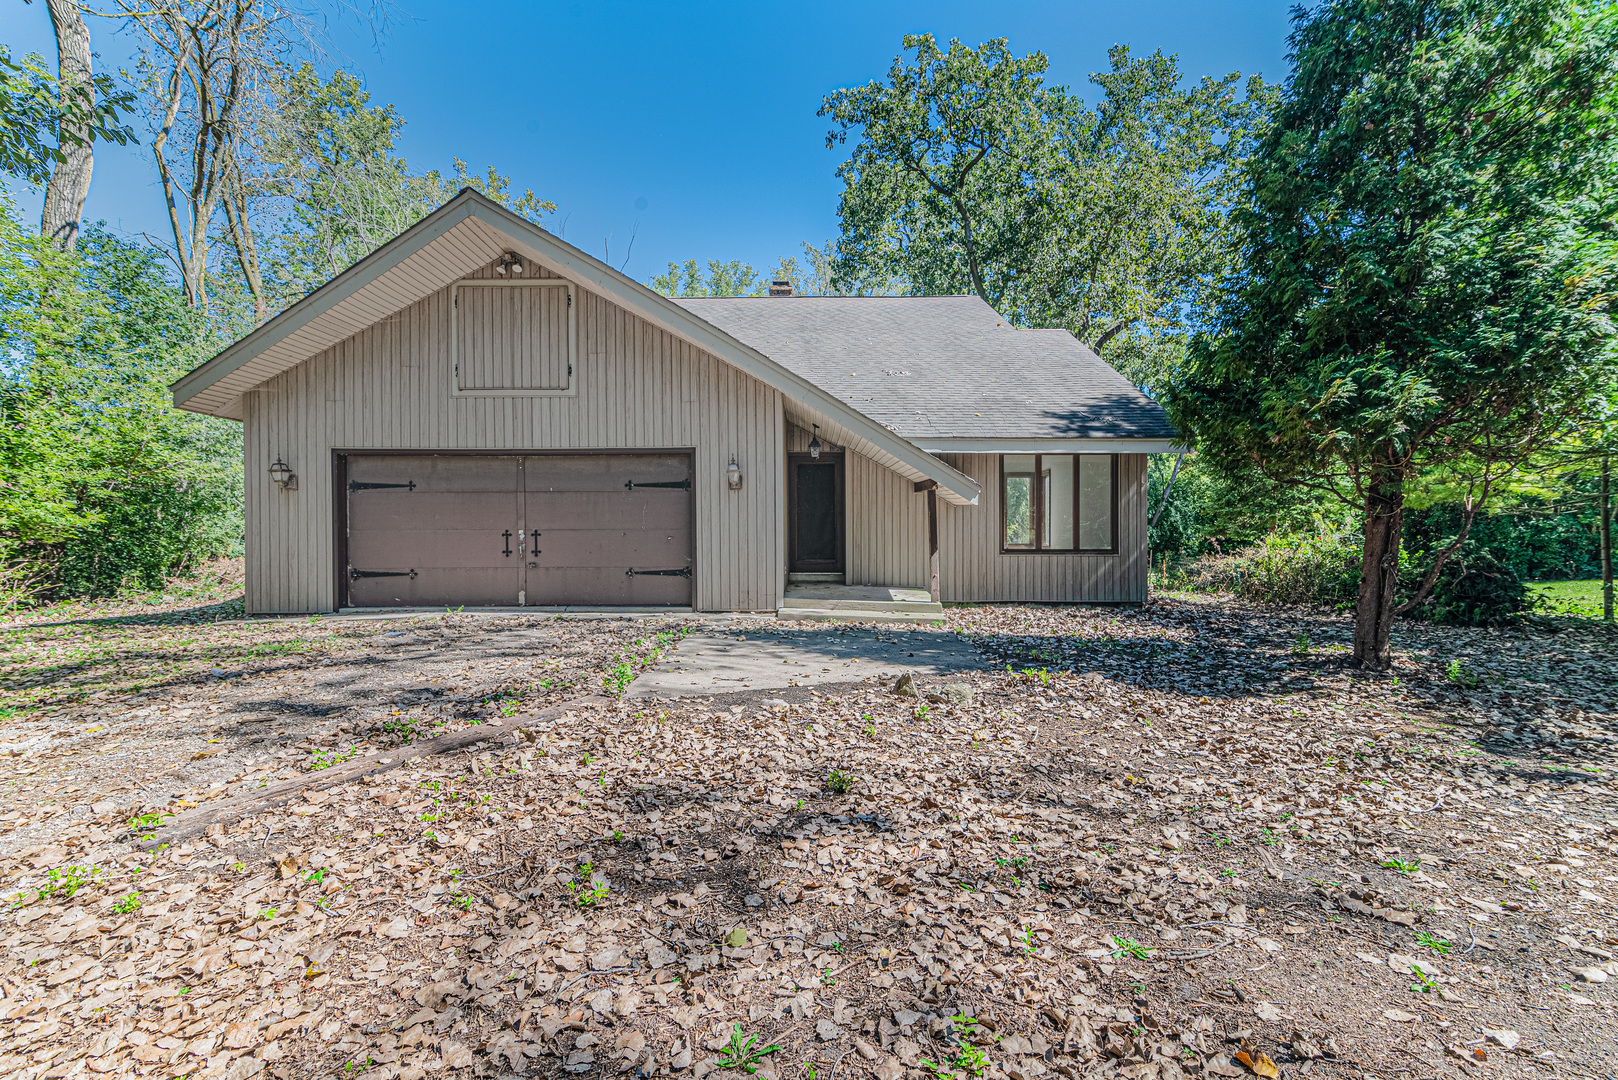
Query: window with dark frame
[{"left": 1000, "top": 454, "right": 1116, "bottom": 552}]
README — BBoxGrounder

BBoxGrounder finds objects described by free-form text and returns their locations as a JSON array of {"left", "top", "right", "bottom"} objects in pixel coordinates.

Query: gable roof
[
  {"left": 674, "top": 295, "right": 1177, "bottom": 452},
  {"left": 171, "top": 190, "right": 982, "bottom": 505}
]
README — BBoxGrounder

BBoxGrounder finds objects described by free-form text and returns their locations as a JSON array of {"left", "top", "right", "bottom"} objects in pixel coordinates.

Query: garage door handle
[
  {"left": 626, "top": 567, "right": 691, "bottom": 577},
  {"left": 624, "top": 479, "right": 691, "bottom": 490},
  {"left": 350, "top": 568, "right": 418, "bottom": 580}
]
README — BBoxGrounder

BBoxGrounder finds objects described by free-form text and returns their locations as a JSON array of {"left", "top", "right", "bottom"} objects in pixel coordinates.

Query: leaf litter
[{"left": 0, "top": 590, "right": 1613, "bottom": 1080}]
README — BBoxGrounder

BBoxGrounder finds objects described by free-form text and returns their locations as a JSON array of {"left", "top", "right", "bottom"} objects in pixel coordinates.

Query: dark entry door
[{"left": 788, "top": 453, "right": 844, "bottom": 574}]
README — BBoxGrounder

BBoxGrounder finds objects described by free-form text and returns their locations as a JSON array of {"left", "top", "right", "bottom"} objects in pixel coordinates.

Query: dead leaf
[{"left": 1235, "top": 1048, "right": 1280, "bottom": 1078}]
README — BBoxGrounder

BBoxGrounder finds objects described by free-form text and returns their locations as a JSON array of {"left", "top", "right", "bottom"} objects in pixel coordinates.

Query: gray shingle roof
[{"left": 672, "top": 294, "right": 1176, "bottom": 442}]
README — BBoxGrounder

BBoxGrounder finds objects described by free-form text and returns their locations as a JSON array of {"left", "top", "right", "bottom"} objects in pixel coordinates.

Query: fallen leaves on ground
[{"left": 0, "top": 586, "right": 1613, "bottom": 1080}]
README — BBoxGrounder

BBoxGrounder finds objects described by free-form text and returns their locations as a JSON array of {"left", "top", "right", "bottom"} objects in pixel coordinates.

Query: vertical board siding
[
  {"left": 838, "top": 450, "right": 1148, "bottom": 603},
  {"left": 244, "top": 268, "right": 782, "bottom": 614}
]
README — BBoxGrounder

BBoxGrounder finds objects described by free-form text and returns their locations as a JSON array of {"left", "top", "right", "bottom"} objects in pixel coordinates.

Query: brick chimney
[{"left": 768, "top": 278, "right": 794, "bottom": 297}]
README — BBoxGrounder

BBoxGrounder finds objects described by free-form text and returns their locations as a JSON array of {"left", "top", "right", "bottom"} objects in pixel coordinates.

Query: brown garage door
[{"left": 343, "top": 453, "right": 692, "bottom": 607}]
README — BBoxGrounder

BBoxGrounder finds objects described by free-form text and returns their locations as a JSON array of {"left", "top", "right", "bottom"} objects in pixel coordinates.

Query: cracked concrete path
[{"left": 627, "top": 624, "right": 986, "bottom": 698}]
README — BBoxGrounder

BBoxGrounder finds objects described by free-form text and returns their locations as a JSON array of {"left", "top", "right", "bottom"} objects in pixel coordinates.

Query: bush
[
  {"left": 1399, "top": 540, "right": 1528, "bottom": 627},
  {"left": 1184, "top": 527, "right": 1361, "bottom": 606}
]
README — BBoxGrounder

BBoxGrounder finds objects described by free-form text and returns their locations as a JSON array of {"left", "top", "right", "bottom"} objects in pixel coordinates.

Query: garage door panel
[
  {"left": 525, "top": 454, "right": 691, "bottom": 491},
  {"left": 349, "top": 455, "right": 519, "bottom": 490},
  {"left": 349, "top": 492, "right": 516, "bottom": 534},
  {"left": 349, "top": 528, "right": 518, "bottom": 568},
  {"left": 530, "top": 529, "right": 691, "bottom": 567},
  {"left": 527, "top": 492, "right": 691, "bottom": 532},
  {"left": 349, "top": 567, "right": 517, "bottom": 607},
  {"left": 524, "top": 568, "right": 691, "bottom": 606},
  {"left": 343, "top": 452, "right": 691, "bottom": 608}
]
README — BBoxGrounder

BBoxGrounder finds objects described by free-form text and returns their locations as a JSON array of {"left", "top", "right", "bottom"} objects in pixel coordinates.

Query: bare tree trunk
[
  {"left": 1353, "top": 472, "right": 1404, "bottom": 670},
  {"left": 1602, "top": 455, "right": 1613, "bottom": 624},
  {"left": 40, "top": 0, "right": 94, "bottom": 249}
]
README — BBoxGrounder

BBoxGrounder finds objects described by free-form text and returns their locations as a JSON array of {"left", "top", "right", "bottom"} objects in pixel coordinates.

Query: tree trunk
[
  {"left": 40, "top": 0, "right": 94, "bottom": 250},
  {"left": 1353, "top": 474, "right": 1404, "bottom": 670},
  {"left": 1602, "top": 455, "right": 1613, "bottom": 624}
]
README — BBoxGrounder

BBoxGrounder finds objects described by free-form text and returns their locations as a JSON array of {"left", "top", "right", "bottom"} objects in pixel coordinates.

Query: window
[{"left": 1001, "top": 454, "right": 1115, "bottom": 552}]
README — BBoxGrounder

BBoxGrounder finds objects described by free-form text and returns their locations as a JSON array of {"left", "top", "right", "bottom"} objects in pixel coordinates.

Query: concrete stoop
[{"left": 776, "top": 584, "right": 943, "bottom": 625}]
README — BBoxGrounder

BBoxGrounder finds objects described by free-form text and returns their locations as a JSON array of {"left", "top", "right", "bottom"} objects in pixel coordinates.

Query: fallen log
[{"left": 136, "top": 694, "right": 611, "bottom": 851}]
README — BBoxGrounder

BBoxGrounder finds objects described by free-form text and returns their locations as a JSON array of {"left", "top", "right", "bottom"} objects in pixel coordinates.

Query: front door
[{"left": 788, "top": 452, "right": 844, "bottom": 574}]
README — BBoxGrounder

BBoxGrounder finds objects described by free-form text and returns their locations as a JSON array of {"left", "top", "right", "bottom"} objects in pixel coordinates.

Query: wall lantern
[
  {"left": 808, "top": 424, "right": 823, "bottom": 460},
  {"left": 269, "top": 457, "right": 298, "bottom": 491},
  {"left": 726, "top": 455, "right": 743, "bottom": 490}
]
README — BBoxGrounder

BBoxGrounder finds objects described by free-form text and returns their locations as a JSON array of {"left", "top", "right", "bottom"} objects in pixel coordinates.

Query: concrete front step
[
  {"left": 776, "top": 606, "right": 943, "bottom": 624},
  {"left": 780, "top": 596, "right": 942, "bottom": 614}
]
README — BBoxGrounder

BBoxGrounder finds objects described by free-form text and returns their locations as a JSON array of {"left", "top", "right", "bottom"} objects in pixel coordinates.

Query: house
[{"left": 173, "top": 191, "right": 1177, "bottom": 618}]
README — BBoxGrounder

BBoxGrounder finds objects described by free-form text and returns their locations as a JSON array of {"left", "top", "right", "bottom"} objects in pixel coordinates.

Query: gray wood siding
[
  {"left": 243, "top": 273, "right": 784, "bottom": 614},
  {"left": 838, "top": 450, "right": 1148, "bottom": 602}
]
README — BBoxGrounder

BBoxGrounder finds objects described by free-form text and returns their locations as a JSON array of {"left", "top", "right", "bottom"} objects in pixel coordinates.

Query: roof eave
[{"left": 918, "top": 437, "right": 1182, "bottom": 454}]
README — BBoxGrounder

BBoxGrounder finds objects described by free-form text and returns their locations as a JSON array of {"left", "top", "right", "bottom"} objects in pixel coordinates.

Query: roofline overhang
[
  {"left": 918, "top": 437, "right": 1182, "bottom": 455},
  {"left": 171, "top": 191, "right": 981, "bottom": 506}
]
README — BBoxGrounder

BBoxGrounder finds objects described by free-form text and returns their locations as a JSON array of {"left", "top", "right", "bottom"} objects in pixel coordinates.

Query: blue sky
[{"left": 3, "top": 0, "right": 1293, "bottom": 286}]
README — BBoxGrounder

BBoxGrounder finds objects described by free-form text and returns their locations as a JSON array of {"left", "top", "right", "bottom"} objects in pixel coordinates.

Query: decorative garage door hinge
[
  {"left": 350, "top": 568, "right": 418, "bottom": 580},
  {"left": 623, "top": 478, "right": 690, "bottom": 490},
  {"left": 349, "top": 480, "right": 417, "bottom": 492},
  {"left": 626, "top": 567, "right": 691, "bottom": 577}
]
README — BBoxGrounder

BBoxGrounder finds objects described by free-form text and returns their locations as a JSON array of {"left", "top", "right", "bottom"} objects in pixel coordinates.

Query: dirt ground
[{"left": 0, "top": 564, "right": 1614, "bottom": 1080}]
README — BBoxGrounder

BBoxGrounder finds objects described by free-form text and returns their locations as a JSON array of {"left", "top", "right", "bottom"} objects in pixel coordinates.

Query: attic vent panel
[{"left": 452, "top": 279, "right": 576, "bottom": 395}]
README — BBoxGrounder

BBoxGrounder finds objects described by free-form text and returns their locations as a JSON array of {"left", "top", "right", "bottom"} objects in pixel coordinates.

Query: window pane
[
  {"left": 1046, "top": 455, "right": 1075, "bottom": 549},
  {"left": 1078, "top": 455, "right": 1112, "bottom": 549},
  {"left": 1003, "top": 455, "right": 1035, "bottom": 547}
]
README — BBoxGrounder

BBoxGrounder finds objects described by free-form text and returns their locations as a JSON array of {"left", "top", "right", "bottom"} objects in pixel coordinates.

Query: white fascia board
[{"left": 919, "top": 438, "right": 1182, "bottom": 455}]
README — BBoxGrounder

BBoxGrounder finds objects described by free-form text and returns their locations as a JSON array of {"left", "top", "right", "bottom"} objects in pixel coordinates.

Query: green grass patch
[{"left": 1529, "top": 579, "right": 1609, "bottom": 619}]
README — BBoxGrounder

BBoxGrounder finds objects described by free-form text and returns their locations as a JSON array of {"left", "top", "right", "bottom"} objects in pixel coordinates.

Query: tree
[
  {"left": 819, "top": 35, "right": 1266, "bottom": 371},
  {"left": 1164, "top": 0, "right": 1618, "bottom": 668},
  {"left": 0, "top": 190, "right": 240, "bottom": 601},
  {"left": 651, "top": 259, "right": 765, "bottom": 297},
  {"left": 252, "top": 65, "right": 554, "bottom": 308},
  {"left": 39, "top": 0, "right": 96, "bottom": 247},
  {"left": 0, "top": 45, "right": 133, "bottom": 208}
]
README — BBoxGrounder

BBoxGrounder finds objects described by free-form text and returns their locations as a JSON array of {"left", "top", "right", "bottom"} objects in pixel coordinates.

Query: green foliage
[
  {"left": 112, "top": 892, "right": 142, "bottom": 915},
  {"left": 259, "top": 65, "right": 555, "bottom": 307},
  {"left": 1165, "top": 0, "right": 1618, "bottom": 662},
  {"left": 1402, "top": 545, "right": 1527, "bottom": 627},
  {"left": 0, "top": 47, "right": 135, "bottom": 185},
  {"left": 650, "top": 258, "right": 765, "bottom": 297},
  {"left": 1187, "top": 528, "right": 1361, "bottom": 606},
  {"left": 1109, "top": 936, "right": 1152, "bottom": 960},
  {"left": 0, "top": 197, "right": 241, "bottom": 601},
  {"left": 820, "top": 34, "right": 1268, "bottom": 371},
  {"left": 715, "top": 1024, "right": 781, "bottom": 1074},
  {"left": 36, "top": 864, "right": 101, "bottom": 902},
  {"left": 826, "top": 768, "right": 854, "bottom": 794}
]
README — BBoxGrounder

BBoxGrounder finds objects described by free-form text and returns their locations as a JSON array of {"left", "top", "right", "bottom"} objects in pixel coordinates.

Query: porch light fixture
[
  {"left": 726, "top": 455, "right": 743, "bottom": 490},
  {"left": 495, "top": 252, "right": 525, "bottom": 276},
  {"left": 268, "top": 457, "right": 298, "bottom": 491},
  {"left": 808, "top": 424, "right": 823, "bottom": 459}
]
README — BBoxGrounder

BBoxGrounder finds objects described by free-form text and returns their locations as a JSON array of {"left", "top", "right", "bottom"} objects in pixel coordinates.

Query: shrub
[
  {"left": 1185, "top": 527, "right": 1361, "bottom": 606},
  {"left": 1399, "top": 545, "right": 1527, "bottom": 627}
]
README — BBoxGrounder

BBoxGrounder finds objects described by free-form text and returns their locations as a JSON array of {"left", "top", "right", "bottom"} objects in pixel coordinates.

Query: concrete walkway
[{"left": 627, "top": 626, "right": 985, "bottom": 698}]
